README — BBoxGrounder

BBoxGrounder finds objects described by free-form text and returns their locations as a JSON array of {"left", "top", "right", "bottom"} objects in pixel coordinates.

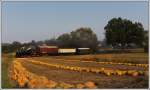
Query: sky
[{"left": 2, "top": 1, "right": 148, "bottom": 43}]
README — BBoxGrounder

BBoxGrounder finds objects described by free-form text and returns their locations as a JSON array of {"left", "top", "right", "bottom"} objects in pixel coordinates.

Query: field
[
  {"left": 2, "top": 51, "right": 149, "bottom": 89},
  {"left": 1, "top": 53, "right": 16, "bottom": 88}
]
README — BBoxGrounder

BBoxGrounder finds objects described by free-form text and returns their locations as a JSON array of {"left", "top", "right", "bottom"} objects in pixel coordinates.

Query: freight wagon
[{"left": 37, "top": 46, "right": 58, "bottom": 55}]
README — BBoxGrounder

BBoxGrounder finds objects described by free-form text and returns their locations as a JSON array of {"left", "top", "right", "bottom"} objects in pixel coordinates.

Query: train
[{"left": 15, "top": 45, "right": 91, "bottom": 57}]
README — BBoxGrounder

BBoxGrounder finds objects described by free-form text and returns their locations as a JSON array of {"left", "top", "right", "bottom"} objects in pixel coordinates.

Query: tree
[
  {"left": 11, "top": 41, "right": 22, "bottom": 51},
  {"left": 44, "top": 38, "right": 58, "bottom": 46},
  {"left": 2, "top": 41, "right": 22, "bottom": 53},
  {"left": 70, "top": 27, "right": 99, "bottom": 52},
  {"left": 36, "top": 41, "right": 44, "bottom": 45},
  {"left": 30, "top": 40, "right": 36, "bottom": 46},
  {"left": 2, "top": 43, "right": 12, "bottom": 53},
  {"left": 57, "top": 33, "right": 72, "bottom": 47},
  {"left": 143, "top": 31, "right": 148, "bottom": 52},
  {"left": 104, "top": 17, "right": 144, "bottom": 49}
]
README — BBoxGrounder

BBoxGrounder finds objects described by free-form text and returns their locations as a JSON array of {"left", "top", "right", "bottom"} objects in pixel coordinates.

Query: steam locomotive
[{"left": 15, "top": 45, "right": 91, "bottom": 57}]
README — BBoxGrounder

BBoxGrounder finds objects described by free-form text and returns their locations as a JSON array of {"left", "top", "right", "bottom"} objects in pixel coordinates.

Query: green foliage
[
  {"left": 57, "top": 33, "right": 72, "bottom": 47},
  {"left": 104, "top": 17, "right": 145, "bottom": 49},
  {"left": 71, "top": 27, "right": 99, "bottom": 52},
  {"left": 143, "top": 31, "right": 148, "bottom": 52},
  {"left": 44, "top": 38, "right": 58, "bottom": 46},
  {"left": 57, "top": 27, "right": 99, "bottom": 52},
  {"left": 2, "top": 43, "right": 13, "bottom": 53},
  {"left": 2, "top": 41, "right": 22, "bottom": 53},
  {"left": 2, "top": 53, "right": 16, "bottom": 88}
]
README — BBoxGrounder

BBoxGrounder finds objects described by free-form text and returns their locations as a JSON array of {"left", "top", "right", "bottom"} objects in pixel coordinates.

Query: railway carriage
[
  {"left": 58, "top": 48, "right": 76, "bottom": 55},
  {"left": 37, "top": 46, "right": 58, "bottom": 55},
  {"left": 15, "top": 45, "right": 91, "bottom": 57},
  {"left": 76, "top": 48, "right": 90, "bottom": 54}
]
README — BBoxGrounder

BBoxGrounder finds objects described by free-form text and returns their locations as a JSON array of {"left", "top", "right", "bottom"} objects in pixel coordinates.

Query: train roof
[
  {"left": 59, "top": 48, "right": 76, "bottom": 49},
  {"left": 77, "top": 48, "right": 90, "bottom": 49},
  {"left": 38, "top": 45, "right": 58, "bottom": 48}
]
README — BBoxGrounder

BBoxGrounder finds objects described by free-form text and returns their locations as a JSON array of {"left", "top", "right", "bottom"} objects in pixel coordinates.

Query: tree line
[{"left": 2, "top": 17, "right": 148, "bottom": 53}]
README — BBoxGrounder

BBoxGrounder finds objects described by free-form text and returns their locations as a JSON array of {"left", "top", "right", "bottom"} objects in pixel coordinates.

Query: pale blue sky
[{"left": 2, "top": 1, "right": 148, "bottom": 43}]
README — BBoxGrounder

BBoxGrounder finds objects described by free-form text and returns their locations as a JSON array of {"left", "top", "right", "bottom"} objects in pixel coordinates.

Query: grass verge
[{"left": 1, "top": 53, "right": 16, "bottom": 88}]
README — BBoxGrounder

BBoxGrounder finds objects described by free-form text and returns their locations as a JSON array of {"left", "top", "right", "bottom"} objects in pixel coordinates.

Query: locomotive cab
[{"left": 15, "top": 46, "right": 37, "bottom": 57}]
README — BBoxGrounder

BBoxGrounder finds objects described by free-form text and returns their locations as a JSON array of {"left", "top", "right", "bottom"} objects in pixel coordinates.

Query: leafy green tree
[
  {"left": 57, "top": 33, "right": 72, "bottom": 47},
  {"left": 143, "top": 31, "right": 148, "bottom": 52},
  {"left": 2, "top": 41, "right": 22, "bottom": 53},
  {"left": 70, "top": 27, "right": 99, "bottom": 52},
  {"left": 30, "top": 40, "right": 36, "bottom": 46},
  {"left": 36, "top": 41, "right": 44, "bottom": 45},
  {"left": 104, "top": 17, "right": 144, "bottom": 49},
  {"left": 44, "top": 38, "right": 58, "bottom": 46},
  {"left": 2, "top": 43, "right": 12, "bottom": 53},
  {"left": 11, "top": 41, "right": 22, "bottom": 51}
]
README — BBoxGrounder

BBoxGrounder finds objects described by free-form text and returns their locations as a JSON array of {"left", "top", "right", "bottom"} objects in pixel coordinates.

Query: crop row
[
  {"left": 98, "top": 62, "right": 148, "bottom": 68},
  {"left": 9, "top": 59, "right": 97, "bottom": 89},
  {"left": 27, "top": 60, "right": 148, "bottom": 77},
  {"left": 66, "top": 59, "right": 148, "bottom": 68}
]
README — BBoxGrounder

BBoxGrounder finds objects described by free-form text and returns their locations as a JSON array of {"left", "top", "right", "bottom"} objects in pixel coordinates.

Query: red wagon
[{"left": 37, "top": 45, "right": 58, "bottom": 55}]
